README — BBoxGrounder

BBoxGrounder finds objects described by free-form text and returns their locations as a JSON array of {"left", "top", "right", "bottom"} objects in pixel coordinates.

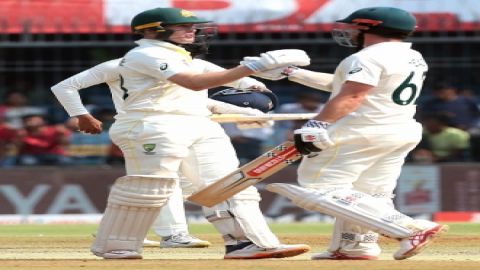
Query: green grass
[
  {"left": 0, "top": 222, "right": 478, "bottom": 270},
  {"left": 0, "top": 222, "right": 478, "bottom": 236}
]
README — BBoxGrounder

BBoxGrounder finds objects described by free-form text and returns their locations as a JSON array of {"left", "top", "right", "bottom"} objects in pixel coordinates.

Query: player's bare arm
[
  {"left": 169, "top": 49, "right": 311, "bottom": 91},
  {"left": 287, "top": 69, "right": 334, "bottom": 92},
  {"left": 314, "top": 81, "right": 373, "bottom": 123},
  {"left": 168, "top": 65, "right": 254, "bottom": 90}
]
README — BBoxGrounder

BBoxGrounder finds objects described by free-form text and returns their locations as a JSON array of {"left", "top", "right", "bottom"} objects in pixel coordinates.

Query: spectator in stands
[
  {"left": 14, "top": 114, "right": 72, "bottom": 166},
  {"left": 411, "top": 113, "right": 470, "bottom": 163},
  {"left": 0, "top": 110, "right": 18, "bottom": 167},
  {"left": 418, "top": 83, "right": 480, "bottom": 131},
  {"left": 272, "top": 91, "right": 325, "bottom": 145},
  {"left": 0, "top": 91, "right": 46, "bottom": 129}
]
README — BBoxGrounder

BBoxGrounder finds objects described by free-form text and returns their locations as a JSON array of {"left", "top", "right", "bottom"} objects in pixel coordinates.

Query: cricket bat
[
  {"left": 187, "top": 141, "right": 301, "bottom": 207},
  {"left": 209, "top": 113, "right": 317, "bottom": 123}
]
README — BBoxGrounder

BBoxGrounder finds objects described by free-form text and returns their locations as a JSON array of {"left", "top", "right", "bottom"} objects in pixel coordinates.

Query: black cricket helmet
[{"left": 209, "top": 88, "right": 279, "bottom": 113}]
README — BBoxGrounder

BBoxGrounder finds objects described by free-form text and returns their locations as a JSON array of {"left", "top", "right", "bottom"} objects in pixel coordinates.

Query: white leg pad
[
  {"left": 152, "top": 179, "right": 188, "bottom": 237},
  {"left": 332, "top": 194, "right": 392, "bottom": 256},
  {"left": 204, "top": 186, "right": 280, "bottom": 248},
  {"left": 91, "top": 175, "right": 175, "bottom": 256},
  {"left": 326, "top": 219, "right": 380, "bottom": 253},
  {"left": 326, "top": 218, "right": 344, "bottom": 252},
  {"left": 266, "top": 183, "right": 421, "bottom": 239}
]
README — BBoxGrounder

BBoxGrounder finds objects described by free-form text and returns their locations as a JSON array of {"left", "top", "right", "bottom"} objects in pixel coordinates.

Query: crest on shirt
[
  {"left": 348, "top": 67, "right": 362, "bottom": 74},
  {"left": 143, "top": 143, "right": 156, "bottom": 154},
  {"left": 159, "top": 63, "right": 168, "bottom": 70}
]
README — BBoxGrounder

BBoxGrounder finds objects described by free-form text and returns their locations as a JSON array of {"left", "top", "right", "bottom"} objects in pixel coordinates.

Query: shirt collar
[
  {"left": 134, "top": 38, "right": 192, "bottom": 58},
  {"left": 364, "top": 41, "right": 412, "bottom": 51}
]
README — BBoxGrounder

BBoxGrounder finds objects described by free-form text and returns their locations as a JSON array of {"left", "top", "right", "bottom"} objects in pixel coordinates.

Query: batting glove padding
[
  {"left": 241, "top": 49, "right": 310, "bottom": 72},
  {"left": 249, "top": 64, "right": 287, "bottom": 81},
  {"left": 293, "top": 120, "right": 333, "bottom": 155},
  {"left": 250, "top": 65, "right": 300, "bottom": 81}
]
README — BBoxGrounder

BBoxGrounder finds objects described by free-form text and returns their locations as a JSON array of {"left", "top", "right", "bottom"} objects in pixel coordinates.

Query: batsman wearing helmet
[
  {"left": 261, "top": 7, "right": 448, "bottom": 260},
  {"left": 51, "top": 55, "right": 281, "bottom": 249},
  {"left": 67, "top": 7, "right": 310, "bottom": 259}
]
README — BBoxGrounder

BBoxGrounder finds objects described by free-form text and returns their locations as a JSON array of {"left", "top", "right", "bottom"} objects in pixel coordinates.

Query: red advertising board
[
  {"left": 1, "top": 0, "right": 479, "bottom": 33},
  {"left": 1, "top": 164, "right": 479, "bottom": 223}
]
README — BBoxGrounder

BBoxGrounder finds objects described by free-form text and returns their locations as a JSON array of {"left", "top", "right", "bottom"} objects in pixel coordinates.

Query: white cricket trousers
[
  {"left": 298, "top": 122, "right": 422, "bottom": 194},
  {"left": 109, "top": 114, "right": 239, "bottom": 188}
]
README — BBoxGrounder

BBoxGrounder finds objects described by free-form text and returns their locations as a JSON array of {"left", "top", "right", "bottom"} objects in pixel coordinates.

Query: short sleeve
[
  {"left": 125, "top": 51, "right": 191, "bottom": 80},
  {"left": 343, "top": 55, "right": 382, "bottom": 87}
]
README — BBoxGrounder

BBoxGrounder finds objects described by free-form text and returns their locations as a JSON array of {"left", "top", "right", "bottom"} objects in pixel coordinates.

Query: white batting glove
[
  {"left": 245, "top": 60, "right": 287, "bottom": 80},
  {"left": 293, "top": 120, "right": 333, "bottom": 155},
  {"left": 248, "top": 65, "right": 300, "bottom": 81},
  {"left": 241, "top": 49, "right": 310, "bottom": 72},
  {"left": 235, "top": 108, "right": 274, "bottom": 130}
]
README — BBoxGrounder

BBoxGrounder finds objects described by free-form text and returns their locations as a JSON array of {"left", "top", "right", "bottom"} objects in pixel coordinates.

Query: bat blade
[{"left": 187, "top": 141, "right": 301, "bottom": 207}]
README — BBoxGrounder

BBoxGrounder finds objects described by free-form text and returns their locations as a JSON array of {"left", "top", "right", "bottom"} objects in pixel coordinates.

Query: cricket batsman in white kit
[
  {"left": 51, "top": 54, "right": 275, "bottom": 248},
  {"left": 52, "top": 7, "right": 312, "bottom": 259},
  {"left": 257, "top": 7, "right": 448, "bottom": 260}
]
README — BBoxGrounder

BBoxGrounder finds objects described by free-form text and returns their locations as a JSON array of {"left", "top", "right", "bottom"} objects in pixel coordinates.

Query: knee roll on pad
[
  {"left": 109, "top": 175, "right": 175, "bottom": 206},
  {"left": 91, "top": 175, "right": 176, "bottom": 256},
  {"left": 204, "top": 186, "right": 280, "bottom": 248}
]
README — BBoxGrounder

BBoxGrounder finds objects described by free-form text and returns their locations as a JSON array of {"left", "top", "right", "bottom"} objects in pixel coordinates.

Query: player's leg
[
  {"left": 149, "top": 178, "right": 211, "bottom": 248},
  {"left": 291, "top": 123, "right": 446, "bottom": 260},
  {"left": 94, "top": 117, "right": 185, "bottom": 258},
  {"left": 204, "top": 186, "right": 309, "bottom": 259},
  {"left": 183, "top": 120, "right": 310, "bottom": 259},
  {"left": 91, "top": 175, "right": 176, "bottom": 259},
  {"left": 325, "top": 141, "right": 415, "bottom": 259},
  {"left": 352, "top": 128, "right": 435, "bottom": 260},
  {"left": 270, "top": 124, "right": 446, "bottom": 260},
  {"left": 267, "top": 183, "right": 447, "bottom": 260},
  {"left": 296, "top": 138, "right": 384, "bottom": 260},
  {"left": 311, "top": 218, "right": 380, "bottom": 260}
]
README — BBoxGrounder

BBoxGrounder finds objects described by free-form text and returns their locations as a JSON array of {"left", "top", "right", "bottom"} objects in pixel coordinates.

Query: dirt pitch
[{"left": 0, "top": 223, "right": 478, "bottom": 270}]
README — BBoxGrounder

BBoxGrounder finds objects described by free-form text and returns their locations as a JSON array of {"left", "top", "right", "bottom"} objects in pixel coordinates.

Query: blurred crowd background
[{"left": 1, "top": 0, "right": 480, "bottom": 168}]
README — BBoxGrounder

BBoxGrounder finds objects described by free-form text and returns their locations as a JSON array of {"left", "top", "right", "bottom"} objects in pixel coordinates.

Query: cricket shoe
[
  {"left": 311, "top": 250, "right": 378, "bottom": 260},
  {"left": 143, "top": 238, "right": 161, "bottom": 247},
  {"left": 101, "top": 250, "right": 143, "bottom": 259},
  {"left": 160, "top": 233, "right": 211, "bottom": 248},
  {"left": 394, "top": 224, "right": 449, "bottom": 260},
  {"left": 224, "top": 241, "right": 310, "bottom": 259}
]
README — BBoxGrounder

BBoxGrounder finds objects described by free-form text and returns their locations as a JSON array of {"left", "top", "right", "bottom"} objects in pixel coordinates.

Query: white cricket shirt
[{"left": 331, "top": 42, "right": 428, "bottom": 125}]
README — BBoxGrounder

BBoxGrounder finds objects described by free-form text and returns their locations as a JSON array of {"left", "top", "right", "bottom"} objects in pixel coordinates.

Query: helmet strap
[
  {"left": 355, "top": 31, "right": 365, "bottom": 51},
  {"left": 154, "top": 29, "right": 174, "bottom": 40}
]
